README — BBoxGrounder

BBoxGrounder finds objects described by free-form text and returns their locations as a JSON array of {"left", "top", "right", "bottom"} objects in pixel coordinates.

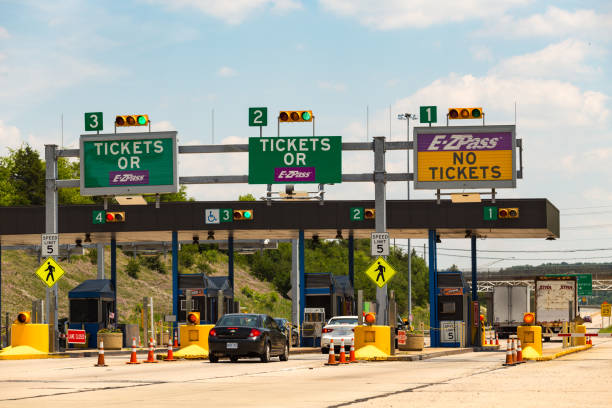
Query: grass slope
[{"left": 0, "top": 248, "right": 290, "bottom": 325}]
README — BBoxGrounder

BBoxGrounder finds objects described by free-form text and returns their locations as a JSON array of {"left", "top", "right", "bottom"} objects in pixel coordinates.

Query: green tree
[
  {"left": 238, "top": 193, "right": 256, "bottom": 201},
  {"left": 0, "top": 145, "right": 45, "bottom": 206}
]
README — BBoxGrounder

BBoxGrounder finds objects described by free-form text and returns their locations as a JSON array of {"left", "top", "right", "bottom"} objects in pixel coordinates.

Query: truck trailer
[
  {"left": 535, "top": 276, "right": 577, "bottom": 341},
  {"left": 492, "top": 285, "right": 530, "bottom": 339}
]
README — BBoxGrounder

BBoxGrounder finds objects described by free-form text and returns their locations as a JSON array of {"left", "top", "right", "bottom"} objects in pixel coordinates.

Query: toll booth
[
  {"left": 437, "top": 272, "right": 470, "bottom": 347},
  {"left": 68, "top": 279, "right": 115, "bottom": 348},
  {"left": 301, "top": 307, "right": 325, "bottom": 347},
  {"left": 178, "top": 274, "right": 235, "bottom": 324},
  {"left": 304, "top": 273, "right": 354, "bottom": 320}
]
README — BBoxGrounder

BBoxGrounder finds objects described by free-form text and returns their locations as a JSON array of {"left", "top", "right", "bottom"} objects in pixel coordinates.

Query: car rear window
[
  {"left": 329, "top": 318, "right": 357, "bottom": 325},
  {"left": 217, "top": 315, "right": 260, "bottom": 327}
]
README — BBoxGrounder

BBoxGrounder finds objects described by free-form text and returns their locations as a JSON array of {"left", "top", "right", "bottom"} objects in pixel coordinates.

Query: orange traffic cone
[
  {"left": 511, "top": 339, "right": 517, "bottom": 364},
  {"left": 165, "top": 339, "right": 176, "bottom": 361},
  {"left": 516, "top": 339, "right": 524, "bottom": 363},
  {"left": 143, "top": 338, "right": 158, "bottom": 363},
  {"left": 349, "top": 338, "right": 356, "bottom": 363},
  {"left": 325, "top": 339, "right": 338, "bottom": 365},
  {"left": 495, "top": 333, "right": 499, "bottom": 346},
  {"left": 173, "top": 329, "right": 179, "bottom": 348},
  {"left": 95, "top": 340, "right": 108, "bottom": 367},
  {"left": 502, "top": 339, "right": 514, "bottom": 366},
  {"left": 338, "top": 338, "right": 348, "bottom": 364},
  {"left": 127, "top": 337, "right": 140, "bottom": 364}
]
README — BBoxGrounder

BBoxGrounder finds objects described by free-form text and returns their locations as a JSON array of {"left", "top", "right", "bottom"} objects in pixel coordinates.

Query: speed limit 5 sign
[
  {"left": 41, "top": 233, "right": 59, "bottom": 257},
  {"left": 371, "top": 232, "right": 389, "bottom": 256}
]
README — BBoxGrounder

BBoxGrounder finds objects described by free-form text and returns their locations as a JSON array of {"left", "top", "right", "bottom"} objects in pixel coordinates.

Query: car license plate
[{"left": 226, "top": 342, "right": 238, "bottom": 349}]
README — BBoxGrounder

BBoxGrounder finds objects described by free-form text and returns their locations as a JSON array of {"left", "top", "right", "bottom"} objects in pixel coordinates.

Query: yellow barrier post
[
  {"left": 354, "top": 325, "right": 392, "bottom": 360},
  {"left": 517, "top": 325, "right": 542, "bottom": 360}
]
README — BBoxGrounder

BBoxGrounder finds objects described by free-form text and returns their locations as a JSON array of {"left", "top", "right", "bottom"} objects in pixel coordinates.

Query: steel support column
[
  {"left": 374, "top": 136, "right": 388, "bottom": 325},
  {"left": 111, "top": 238, "right": 117, "bottom": 324},
  {"left": 172, "top": 231, "right": 179, "bottom": 332},
  {"left": 228, "top": 235, "right": 234, "bottom": 296},
  {"left": 348, "top": 234, "right": 354, "bottom": 313},
  {"left": 299, "top": 229, "right": 305, "bottom": 346},
  {"left": 428, "top": 229, "right": 439, "bottom": 348}
]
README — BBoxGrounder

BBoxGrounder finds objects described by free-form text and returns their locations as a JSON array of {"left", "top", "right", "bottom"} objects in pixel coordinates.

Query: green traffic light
[
  {"left": 301, "top": 111, "right": 311, "bottom": 121},
  {"left": 472, "top": 109, "right": 481, "bottom": 118},
  {"left": 137, "top": 115, "right": 147, "bottom": 125},
  {"left": 243, "top": 211, "right": 252, "bottom": 219}
]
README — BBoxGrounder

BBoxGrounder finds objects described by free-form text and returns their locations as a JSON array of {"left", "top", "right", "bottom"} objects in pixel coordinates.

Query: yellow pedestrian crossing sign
[
  {"left": 365, "top": 257, "right": 397, "bottom": 288},
  {"left": 35, "top": 257, "right": 65, "bottom": 288}
]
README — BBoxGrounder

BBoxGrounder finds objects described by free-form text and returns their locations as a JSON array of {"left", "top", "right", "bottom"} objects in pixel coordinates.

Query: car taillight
[
  {"left": 249, "top": 329, "right": 261, "bottom": 338},
  {"left": 209, "top": 328, "right": 217, "bottom": 337},
  {"left": 322, "top": 328, "right": 333, "bottom": 333}
]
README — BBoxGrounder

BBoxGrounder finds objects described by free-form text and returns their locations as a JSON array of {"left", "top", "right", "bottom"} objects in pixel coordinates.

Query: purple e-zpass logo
[
  {"left": 109, "top": 170, "right": 150, "bottom": 185},
  {"left": 274, "top": 167, "right": 315, "bottom": 182}
]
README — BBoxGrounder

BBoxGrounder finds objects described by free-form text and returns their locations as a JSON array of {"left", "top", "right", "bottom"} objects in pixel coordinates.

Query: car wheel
[
  {"left": 209, "top": 353, "right": 219, "bottom": 363},
  {"left": 230, "top": 356, "right": 239, "bottom": 363},
  {"left": 279, "top": 342, "right": 289, "bottom": 361},
  {"left": 260, "top": 342, "right": 271, "bottom": 363}
]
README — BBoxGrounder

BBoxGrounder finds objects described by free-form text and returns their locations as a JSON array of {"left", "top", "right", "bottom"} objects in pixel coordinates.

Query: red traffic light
[
  {"left": 187, "top": 312, "right": 200, "bottom": 325},
  {"left": 17, "top": 311, "right": 31, "bottom": 324},
  {"left": 106, "top": 212, "right": 125, "bottom": 222}
]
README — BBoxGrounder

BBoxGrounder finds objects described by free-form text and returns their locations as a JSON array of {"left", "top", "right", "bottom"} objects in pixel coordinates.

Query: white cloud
[
  {"left": 317, "top": 80, "right": 346, "bottom": 92},
  {"left": 560, "top": 148, "right": 612, "bottom": 175},
  {"left": 318, "top": 0, "right": 529, "bottom": 30},
  {"left": 470, "top": 46, "right": 494, "bottom": 62},
  {"left": 217, "top": 66, "right": 237, "bottom": 77},
  {"left": 491, "top": 39, "right": 605, "bottom": 80},
  {"left": 478, "top": 7, "right": 612, "bottom": 41},
  {"left": 0, "top": 27, "right": 9, "bottom": 39},
  {"left": 0, "top": 120, "right": 49, "bottom": 156},
  {"left": 146, "top": 0, "right": 302, "bottom": 25}
]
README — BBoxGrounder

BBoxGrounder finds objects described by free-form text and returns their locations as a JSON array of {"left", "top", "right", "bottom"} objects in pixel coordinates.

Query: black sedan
[
  {"left": 274, "top": 318, "right": 299, "bottom": 347},
  {"left": 208, "top": 313, "right": 289, "bottom": 363}
]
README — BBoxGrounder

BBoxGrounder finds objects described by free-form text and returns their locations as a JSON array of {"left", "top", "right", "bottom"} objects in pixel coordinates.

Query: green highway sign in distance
[
  {"left": 79, "top": 131, "right": 178, "bottom": 196},
  {"left": 546, "top": 274, "right": 592, "bottom": 296},
  {"left": 248, "top": 136, "right": 342, "bottom": 184},
  {"left": 419, "top": 106, "right": 437, "bottom": 124},
  {"left": 249, "top": 107, "right": 267, "bottom": 127},
  {"left": 85, "top": 112, "right": 103, "bottom": 131},
  {"left": 483, "top": 206, "right": 497, "bottom": 220}
]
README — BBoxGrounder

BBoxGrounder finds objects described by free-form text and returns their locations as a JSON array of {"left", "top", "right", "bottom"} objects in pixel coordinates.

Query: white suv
[{"left": 320, "top": 316, "right": 358, "bottom": 354}]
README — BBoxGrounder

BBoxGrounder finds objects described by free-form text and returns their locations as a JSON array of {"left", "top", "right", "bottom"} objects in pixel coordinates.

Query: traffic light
[
  {"left": 16, "top": 311, "right": 31, "bottom": 324},
  {"left": 115, "top": 114, "right": 149, "bottom": 127},
  {"left": 364, "top": 208, "right": 375, "bottom": 219},
  {"left": 523, "top": 312, "right": 535, "bottom": 325},
  {"left": 233, "top": 209, "right": 253, "bottom": 220},
  {"left": 279, "top": 110, "right": 313, "bottom": 122},
  {"left": 106, "top": 211, "right": 125, "bottom": 222},
  {"left": 498, "top": 208, "right": 519, "bottom": 219},
  {"left": 187, "top": 311, "right": 200, "bottom": 325},
  {"left": 448, "top": 108, "right": 482, "bottom": 120}
]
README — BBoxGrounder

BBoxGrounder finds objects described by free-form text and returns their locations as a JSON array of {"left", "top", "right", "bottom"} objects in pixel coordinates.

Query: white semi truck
[
  {"left": 492, "top": 285, "right": 530, "bottom": 338},
  {"left": 535, "top": 276, "right": 577, "bottom": 341}
]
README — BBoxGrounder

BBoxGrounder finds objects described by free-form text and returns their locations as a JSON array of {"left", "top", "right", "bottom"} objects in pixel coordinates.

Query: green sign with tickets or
[
  {"left": 248, "top": 136, "right": 342, "bottom": 184},
  {"left": 80, "top": 131, "right": 178, "bottom": 196}
]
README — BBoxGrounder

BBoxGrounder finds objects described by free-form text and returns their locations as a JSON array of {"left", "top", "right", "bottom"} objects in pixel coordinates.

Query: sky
[{"left": 1, "top": 0, "right": 611, "bottom": 271}]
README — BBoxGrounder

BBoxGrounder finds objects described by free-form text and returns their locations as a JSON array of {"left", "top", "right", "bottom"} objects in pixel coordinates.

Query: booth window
[
  {"left": 70, "top": 299, "right": 98, "bottom": 322},
  {"left": 441, "top": 301, "right": 456, "bottom": 314}
]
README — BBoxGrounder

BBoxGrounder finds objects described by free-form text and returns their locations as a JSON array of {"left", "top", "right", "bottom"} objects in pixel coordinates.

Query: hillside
[{"left": 0, "top": 247, "right": 290, "bottom": 325}]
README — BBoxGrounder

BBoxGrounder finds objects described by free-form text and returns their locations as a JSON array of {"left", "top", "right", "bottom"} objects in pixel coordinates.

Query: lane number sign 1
[
  {"left": 249, "top": 107, "right": 268, "bottom": 127},
  {"left": 371, "top": 232, "right": 390, "bottom": 256},
  {"left": 85, "top": 112, "right": 103, "bottom": 131},
  {"left": 41, "top": 233, "right": 59, "bottom": 257},
  {"left": 419, "top": 106, "right": 437, "bottom": 124}
]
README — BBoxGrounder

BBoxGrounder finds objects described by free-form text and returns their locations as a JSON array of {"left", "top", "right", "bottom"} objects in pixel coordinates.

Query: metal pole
[
  {"left": 291, "top": 239, "right": 299, "bottom": 327},
  {"left": 428, "top": 229, "right": 438, "bottom": 347},
  {"left": 374, "top": 136, "right": 388, "bottom": 325},
  {"left": 348, "top": 235, "right": 354, "bottom": 312},
  {"left": 406, "top": 116, "right": 412, "bottom": 320},
  {"left": 45, "top": 144, "right": 59, "bottom": 353},
  {"left": 97, "top": 242, "right": 104, "bottom": 279},
  {"left": 471, "top": 236, "right": 477, "bottom": 301},
  {"left": 172, "top": 231, "right": 178, "bottom": 334},
  {"left": 228, "top": 235, "right": 234, "bottom": 295},
  {"left": 299, "top": 229, "right": 305, "bottom": 346},
  {"left": 0, "top": 240, "right": 2, "bottom": 349},
  {"left": 111, "top": 238, "right": 117, "bottom": 324}
]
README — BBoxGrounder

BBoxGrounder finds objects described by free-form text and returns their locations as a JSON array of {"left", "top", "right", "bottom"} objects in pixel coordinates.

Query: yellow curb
[{"left": 525, "top": 344, "right": 592, "bottom": 361}]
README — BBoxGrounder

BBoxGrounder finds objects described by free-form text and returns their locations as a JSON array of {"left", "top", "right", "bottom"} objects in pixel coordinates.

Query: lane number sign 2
[
  {"left": 85, "top": 112, "right": 103, "bottom": 131},
  {"left": 249, "top": 107, "right": 267, "bottom": 127}
]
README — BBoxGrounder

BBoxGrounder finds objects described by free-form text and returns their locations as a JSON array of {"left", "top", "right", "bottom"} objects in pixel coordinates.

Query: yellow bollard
[
  {"left": 354, "top": 325, "right": 392, "bottom": 359},
  {"left": 517, "top": 325, "right": 542, "bottom": 359}
]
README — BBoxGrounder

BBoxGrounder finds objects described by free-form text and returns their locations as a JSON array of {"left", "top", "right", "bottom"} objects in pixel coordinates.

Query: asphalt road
[{"left": 1, "top": 339, "right": 611, "bottom": 408}]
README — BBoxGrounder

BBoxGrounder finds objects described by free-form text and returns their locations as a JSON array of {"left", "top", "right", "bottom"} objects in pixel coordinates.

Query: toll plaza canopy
[{"left": 0, "top": 199, "right": 559, "bottom": 245}]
